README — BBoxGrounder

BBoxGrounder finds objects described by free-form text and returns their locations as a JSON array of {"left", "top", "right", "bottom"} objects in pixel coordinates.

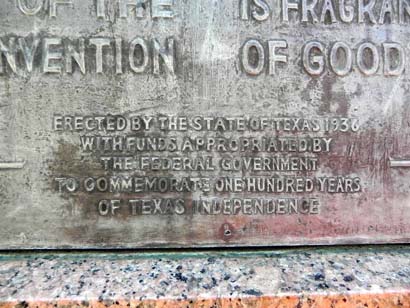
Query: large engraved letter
[
  {"left": 383, "top": 43, "right": 405, "bottom": 76},
  {"left": 268, "top": 40, "right": 288, "bottom": 75},
  {"left": 89, "top": 38, "right": 111, "bottom": 74},
  {"left": 129, "top": 37, "right": 149, "bottom": 73},
  {"left": 17, "top": 0, "right": 43, "bottom": 15},
  {"left": 357, "top": 42, "right": 379, "bottom": 75},
  {"left": 0, "top": 37, "right": 17, "bottom": 74},
  {"left": 241, "top": 39, "right": 265, "bottom": 75},
  {"left": 49, "top": 0, "right": 73, "bottom": 17},
  {"left": 153, "top": 38, "right": 175, "bottom": 75},
  {"left": 42, "top": 38, "right": 62, "bottom": 74},
  {"left": 303, "top": 41, "right": 324, "bottom": 76},
  {"left": 65, "top": 39, "right": 86, "bottom": 74},
  {"left": 18, "top": 37, "right": 40, "bottom": 73}
]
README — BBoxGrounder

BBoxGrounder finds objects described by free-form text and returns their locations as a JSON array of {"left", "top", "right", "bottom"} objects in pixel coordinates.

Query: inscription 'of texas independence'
[{"left": 1, "top": 0, "right": 410, "bottom": 248}]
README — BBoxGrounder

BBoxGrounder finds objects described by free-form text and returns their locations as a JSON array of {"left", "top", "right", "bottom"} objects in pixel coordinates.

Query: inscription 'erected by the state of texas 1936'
[{"left": 0, "top": 0, "right": 410, "bottom": 248}]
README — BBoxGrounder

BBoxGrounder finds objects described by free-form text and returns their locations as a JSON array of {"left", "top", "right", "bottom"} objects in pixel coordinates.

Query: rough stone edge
[{"left": 1, "top": 291, "right": 410, "bottom": 308}]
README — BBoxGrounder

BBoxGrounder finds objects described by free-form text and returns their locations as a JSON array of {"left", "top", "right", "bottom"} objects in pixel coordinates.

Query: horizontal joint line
[
  {"left": 390, "top": 158, "right": 410, "bottom": 168},
  {"left": 0, "top": 161, "right": 26, "bottom": 169}
]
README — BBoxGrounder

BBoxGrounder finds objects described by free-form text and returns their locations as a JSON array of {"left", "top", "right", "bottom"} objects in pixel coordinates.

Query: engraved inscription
[
  {"left": 53, "top": 115, "right": 362, "bottom": 219},
  {"left": 0, "top": 36, "right": 175, "bottom": 75},
  {"left": 2, "top": 0, "right": 409, "bottom": 78},
  {"left": 242, "top": 0, "right": 410, "bottom": 24}
]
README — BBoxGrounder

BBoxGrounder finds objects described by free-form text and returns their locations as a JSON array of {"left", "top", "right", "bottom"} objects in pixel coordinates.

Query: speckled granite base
[{"left": 1, "top": 246, "right": 410, "bottom": 307}]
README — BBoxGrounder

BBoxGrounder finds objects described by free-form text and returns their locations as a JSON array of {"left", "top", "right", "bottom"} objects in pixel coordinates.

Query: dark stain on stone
[
  {"left": 219, "top": 222, "right": 235, "bottom": 242},
  {"left": 320, "top": 75, "right": 350, "bottom": 116},
  {"left": 242, "top": 289, "right": 263, "bottom": 296},
  {"left": 343, "top": 275, "right": 354, "bottom": 282},
  {"left": 314, "top": 272, "right": 325, "bottom": 281},
  {"left": 46, "top": 140, "right": 138, "bottom": 245}
]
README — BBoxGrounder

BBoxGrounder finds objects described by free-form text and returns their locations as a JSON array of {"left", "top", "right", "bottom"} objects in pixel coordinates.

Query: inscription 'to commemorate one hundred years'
[{"left": 0, "top": 0, "right": 410, "bottom": 248}]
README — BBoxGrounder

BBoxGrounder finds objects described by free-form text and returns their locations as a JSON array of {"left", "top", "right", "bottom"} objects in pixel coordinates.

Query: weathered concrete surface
[{"left": 1, "top": 247, "right": 410, "bottom": 307}]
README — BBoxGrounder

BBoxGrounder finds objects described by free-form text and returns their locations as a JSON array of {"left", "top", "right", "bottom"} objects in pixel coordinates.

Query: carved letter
[
  {"left": 17, "top": 0, "right": 43, "bottom": 15},
  {"left": 339, "top": 0, "right": 354, "bottom": 22},
  {"left": 268, "top": 40, "right": 288, "bottom": 75},
  {"left": 240, "top": 0, "right": 250, "bottom": 19},
  {"left": 303, "top": 41, "right": 324, "bottom": 76},
  {"left": 302, "top": 0, "right": 319, "bottom": 23},
  {"left": 65, "top": 39, "right": 85, "bottom": 74},
  {"left": 89, "top": 38, "right": 111, "bottom": 74},
  {"left": 115, "top": 38, "right": 123, "bottom": 74},
  {"left": 399, "top": 0, "right": 410, "bottom": 23},
  {"left": 383, "top": 43, "right": 405, "bottom": 76},
  {"left": 320, "top": 0, "right": 337, "bottom": 23},
  {"left": 358, "top": 0, "right": 376, "bottom": 23},
  {"left": 18, "top": 37, "right": 40, "bottom": 73},
  {"left": 379, "top": 0, "right": 395, "bottom": 23},
  {"left": 96, "top": 0, "right": 106, "bottom": 18},
  {"left": 329, "top": 41, "right": 352, "bottom": 76},
  {"left": 282, "top": 0, "right": 299, "bottom": 22},
  {"left": 42, "top": 38, "right": 62, "bottom": 74},
  {"left": 0, "top": 37, "right": 17, "bottom": 74},
  {"left": 252, "top": 0, "right": 270, "bottom": 21},
  {"left": 129, "top": 37, "right": 149, "bottom": 73},
  {"left": 357, "top": 42, "right": 379, "bottom": 75},
  {"left": 241, "top": 39, "right": 265, "bottom": 75},
  {"left": 152, "top": 0, "right": 174, "bottom": 18},
  {"left": 119, "top": 0, "right": 147, "bottom": 18},
  {"left": 49, "top": 0, "right": 73, "bottom": 17},
  {"left": 153, "top": 38, "right": 175, "bottom": 75}
]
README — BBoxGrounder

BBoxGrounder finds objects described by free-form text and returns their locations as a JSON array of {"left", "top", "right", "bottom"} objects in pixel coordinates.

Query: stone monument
[{"left": 1, "top": 0, "right": 410, "bottom": 306}]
